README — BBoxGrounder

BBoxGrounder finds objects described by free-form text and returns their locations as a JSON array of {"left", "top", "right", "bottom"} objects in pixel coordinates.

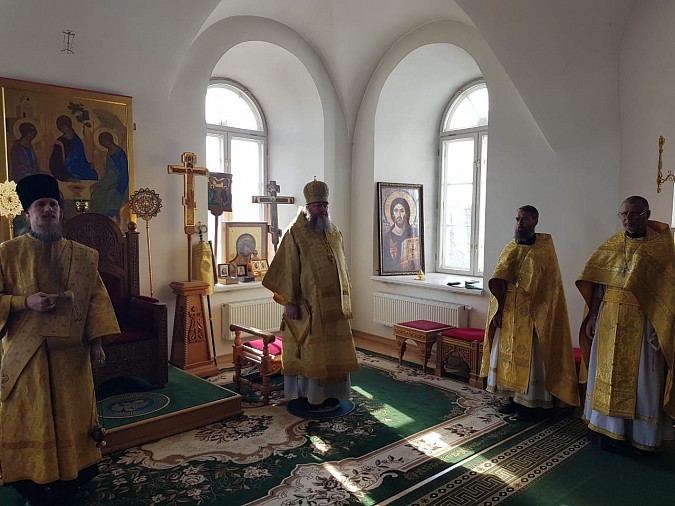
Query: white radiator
[
  {"left": 222, "top": 298, "right": 284, "bottom": 340},
  {"left": 373, "top": 292, "right": 470, "bottom": 327}
]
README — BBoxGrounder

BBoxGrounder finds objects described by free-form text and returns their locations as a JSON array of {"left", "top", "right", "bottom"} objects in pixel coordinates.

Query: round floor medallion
[{"left": 97, "top": 392, "right": 171, "bottom": 418}]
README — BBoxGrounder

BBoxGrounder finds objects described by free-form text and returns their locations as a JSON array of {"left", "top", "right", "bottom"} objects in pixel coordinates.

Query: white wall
[
  {"left": 352, "top": 16, "right": 624, "bottom": 343},
  {"left": 620, "top": 0, "right": 675, "bottom": 222},
  {"left": 1, "top": 1, "right": 661, "bottom": 355},
  {"left": 210, "top": 41, "right": 324, "bottom": 237},
  {"left": 375, "top": 43, "right": 482, "bottom": 273}
]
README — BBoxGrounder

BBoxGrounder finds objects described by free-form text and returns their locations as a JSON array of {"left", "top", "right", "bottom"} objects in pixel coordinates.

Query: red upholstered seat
[
  {"left": 393, "top": 320, "right": 454, "bottom": 373},
  {"left": 398, "top": 320, "right": 453, "bottom": 331},
  {"left": 573, "top": 347, "right": 582, "bottom": 365},
  {"left": 245, "top": 336, "right": 283, "bottom": 356},
  {"left": 231, "top": 325, "right": 284, "bottom": 405},
  {"left": 436, "top": 327, "right": 485, "bottom": 388},
  {"left": 441, "top": 328, "right": 485, "bottom": 342}
]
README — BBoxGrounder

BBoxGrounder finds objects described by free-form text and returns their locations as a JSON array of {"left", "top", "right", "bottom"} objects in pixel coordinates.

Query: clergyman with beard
[
  {"left": 0, "top": 173, "right": 120, "bottom": 505},
  {"left": 577, "top": 196, "right": 675, "bottom": 452},
  {"left": 479, "top": 205, "right": 579, "bottom": 420},
  {"left": 262, "top": 178, "right": 359, "bottom": 414}
]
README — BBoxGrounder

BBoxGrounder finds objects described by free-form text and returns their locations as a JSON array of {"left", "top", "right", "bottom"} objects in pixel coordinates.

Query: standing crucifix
[
  {"left": 168, "top": 152, "right": 209, "bottom": 281},
  {"left": 252, "top": 180, "right": 295, "bottom": 252}
]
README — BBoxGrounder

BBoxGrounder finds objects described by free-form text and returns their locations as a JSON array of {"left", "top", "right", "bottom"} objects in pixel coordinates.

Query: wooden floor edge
[{"left": 103, "top": 395, "right": 243, "bottom": 454}]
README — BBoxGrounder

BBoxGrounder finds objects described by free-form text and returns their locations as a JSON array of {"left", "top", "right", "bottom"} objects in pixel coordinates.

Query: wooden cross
[
  {"left": 168, "top": 152, "right": 209, "bottom": 281},
  {"left": 252, "top": 180, "right": 295, "bottom": 251}
]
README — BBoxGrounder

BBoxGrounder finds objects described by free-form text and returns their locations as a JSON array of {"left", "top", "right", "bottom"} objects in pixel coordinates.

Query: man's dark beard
[
  {"left": 307, "top": 213, "right": 332, "bottom": 233},
  {"left": 31, "top": 222, "right": 63, "bottom": 243},
  {"left": 514, "top": 230, "right": 536, "bottom": 244}
]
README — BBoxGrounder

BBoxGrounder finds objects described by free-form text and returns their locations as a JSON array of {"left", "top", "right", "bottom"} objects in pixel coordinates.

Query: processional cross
[
  {"left": 252, "top": 180, "right": 295, "bottom": 252},
  {"left": 168, "top": 152, "right": 209, "bottom": 281}
]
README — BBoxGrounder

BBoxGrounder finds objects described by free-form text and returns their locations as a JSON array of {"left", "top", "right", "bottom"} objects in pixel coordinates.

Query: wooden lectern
[{"left": 169, "top": 280, "right": 218, "bottom": 377}]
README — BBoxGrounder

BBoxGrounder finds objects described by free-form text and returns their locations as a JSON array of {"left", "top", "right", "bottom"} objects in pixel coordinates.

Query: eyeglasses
[{"left": 617, "top": 211, "right": 649, "bottom": 219}]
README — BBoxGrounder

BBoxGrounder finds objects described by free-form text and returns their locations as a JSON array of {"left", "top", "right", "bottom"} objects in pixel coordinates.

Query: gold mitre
[{"left": 303, "top": 178, "right": 329, "bottom": 205}]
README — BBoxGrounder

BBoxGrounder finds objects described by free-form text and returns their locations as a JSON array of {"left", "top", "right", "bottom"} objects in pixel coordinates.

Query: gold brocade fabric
[
  {"left": 481, "top": 234, "right": 580, "bottom": 407},
  {"left": 576, "top": 221, "right": 675, "bottom": 418},
  {"left": 0, "top": 234, "right": 120, "bottom": 485},
  {"left": 262, "top": 213, "right": 359, "bottom": 380},
  {"left": 494, "top": 284, "right": 534, "bottom": 393},
  {"left": 192, "top": 241, "right": 215, "bottom": 295},
  {"left": 592, "top": 288, "right": 644, "bottom": 417}
]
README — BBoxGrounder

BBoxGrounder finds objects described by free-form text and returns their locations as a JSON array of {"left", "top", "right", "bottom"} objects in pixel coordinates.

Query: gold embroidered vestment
[
  {"left": 576, "top": 221, "right": 675, "bottom": 418},
  {"left": 0, "top": 234, "right": 120, "bottom": 485},
  {"left": 481, "top": 233, "right": 580, "bottom": 407},
  {"left": 262, "top": 213, "right": 358, "bottom": 380}
]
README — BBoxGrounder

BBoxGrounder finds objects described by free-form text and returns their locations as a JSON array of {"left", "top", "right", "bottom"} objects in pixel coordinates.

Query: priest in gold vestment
[
  {"left": 480, "top": 205, "right": 580, "bottom": 420},
  {"left": 0, "top": 174, "right": 120, "bottom": 504},
  {"left": 262, "top": 179, "right": 359, "bottom": 412},
  {"left": 577, "top": 196, "right": 675, "bottom": 452}
]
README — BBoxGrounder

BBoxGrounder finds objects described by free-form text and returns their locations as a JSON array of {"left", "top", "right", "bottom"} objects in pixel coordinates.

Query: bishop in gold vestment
[
  {"left": 480, "top": 206, "right": 579, "bottom": 419},
  {"left": 577, "top": 196, "right": 675, "bottom": 452},
  {"left": 262, "top": 179, "right": 358, "bottom": 409},
  {"left": 0, "top": 174, "right": 120, "bottom": 504}
]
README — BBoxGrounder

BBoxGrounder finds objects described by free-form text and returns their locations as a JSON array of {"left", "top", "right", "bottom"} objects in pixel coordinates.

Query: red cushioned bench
[
  {"left": 230, "top": 324, "right": 284, "bottom": 405},
  {"left": 393, "top": 320, "right": 455, "bottom": 374},
  {"left": 435, "top": 327, "right": 486, "bottom": 389}
]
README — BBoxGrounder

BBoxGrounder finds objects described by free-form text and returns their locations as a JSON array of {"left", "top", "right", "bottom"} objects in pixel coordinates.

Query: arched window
[
  {"left": 438, "top": 80, "right": 488, "bottom": 276},
  {"left": 205, "top": 79, "right": 267, "bottom": 228}
]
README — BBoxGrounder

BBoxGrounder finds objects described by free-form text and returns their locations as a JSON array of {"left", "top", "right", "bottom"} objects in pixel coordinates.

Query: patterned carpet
[
  {"left": 389, "top": 415, "right": 588, "bottom": 506},
  {"left": 1, "top": 350, "right": 569, "bottom": 505}
]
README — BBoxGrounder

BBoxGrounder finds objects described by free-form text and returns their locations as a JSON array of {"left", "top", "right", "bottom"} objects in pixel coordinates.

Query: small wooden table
[
  {"left": 435, "top": 327, "right": 485, "bottom": 388},
  {"left": 393, "top": 320, "right": 455, "bottom": 373}
]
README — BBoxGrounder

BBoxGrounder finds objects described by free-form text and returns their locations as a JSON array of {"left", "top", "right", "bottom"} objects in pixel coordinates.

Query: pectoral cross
[
  {"left": 252, "top": 180, "right": 295, "bottom": 252},
  {"left": 168, "top": 152, "right": 209, "bottom": 281}
]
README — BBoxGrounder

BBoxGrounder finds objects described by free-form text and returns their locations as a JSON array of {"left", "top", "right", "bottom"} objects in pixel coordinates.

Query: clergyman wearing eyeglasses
[{"left": 577, "top": 195, "right": 675, "bottom": 454}]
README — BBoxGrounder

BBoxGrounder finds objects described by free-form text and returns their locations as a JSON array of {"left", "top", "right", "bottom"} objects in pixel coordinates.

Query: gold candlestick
[{"left": 129, "top": 188, "right": 163, "bottom": 297}]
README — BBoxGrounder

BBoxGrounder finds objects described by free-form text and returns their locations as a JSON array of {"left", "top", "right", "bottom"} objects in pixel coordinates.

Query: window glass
[
  {"left": 444, "top": 84, "right": 488, "bottom": 131},
  {"left": 205, "top": 80, "right": 267, "bottom": 262},
  {"left": 438, "top": 81, "right": 488, "bottom": 276},
  {"left": 206, "top": 85, "right": 262, "bottom": 131}
]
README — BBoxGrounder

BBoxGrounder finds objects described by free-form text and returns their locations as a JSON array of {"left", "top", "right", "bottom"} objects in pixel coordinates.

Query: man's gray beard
[
  {"left": 31, "top": 222, "right": 63, "bottom": 243},
  {"left": 307, "top": 213, "right": 332, "bottom": 233}
]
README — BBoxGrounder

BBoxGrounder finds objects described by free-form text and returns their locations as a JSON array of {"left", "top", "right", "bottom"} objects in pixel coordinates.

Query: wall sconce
[{"left": 657, "top": 136, "right": 675, "bottom": 193}]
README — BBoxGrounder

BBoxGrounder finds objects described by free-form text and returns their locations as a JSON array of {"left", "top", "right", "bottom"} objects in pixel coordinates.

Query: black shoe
[
  {"left": 320, "top": 398, "right": 340, "bottom": 408},
  {"left": 518, "top": 407, "right": 551, "bottom": 421},
  {"left": 631, "top": 446, "right": 651, "bottom": 456},
  {"left": 498, "top": 399, "right": 519, "bottom": 414},
  {"left": 588, "top": 431, "right": 625, "bottom": 453}
]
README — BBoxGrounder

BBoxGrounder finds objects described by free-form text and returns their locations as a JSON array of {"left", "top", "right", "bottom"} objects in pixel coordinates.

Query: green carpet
[
  {"left": 391, "top": 416, "right": 675, "bottom": 506},
  {"left": 505, "top": 422, "right": 675, "bottom": 505},
  {"left": 8, "top": 353, "right": 668, "bottom": 505},
  {"left": 97, "top": 366, "right": 237, "bottom": 430}
]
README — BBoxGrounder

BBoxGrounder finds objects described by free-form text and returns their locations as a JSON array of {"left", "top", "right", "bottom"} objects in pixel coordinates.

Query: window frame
[{"left": 437, "top": 79, "right": 488, "bottom": 277}]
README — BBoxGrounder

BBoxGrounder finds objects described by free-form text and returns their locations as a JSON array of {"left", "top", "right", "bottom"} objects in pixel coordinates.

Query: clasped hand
[
  {"left": 26, "top": 292, "right": 59, "bottom": 312},
  {"left": 285, "top": 302, "right": 300, "bottom": 320}
]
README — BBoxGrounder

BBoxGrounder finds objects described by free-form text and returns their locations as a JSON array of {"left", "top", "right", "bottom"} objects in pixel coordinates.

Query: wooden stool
[
  {"left": 230, "top": 324, "right": 284, "bottom": 405},
  {"left": 435, "top": 327, "right": 486, "bottom": 388},
  {"left": 393, "top": 320, "right": 455, "bottom": 373}
]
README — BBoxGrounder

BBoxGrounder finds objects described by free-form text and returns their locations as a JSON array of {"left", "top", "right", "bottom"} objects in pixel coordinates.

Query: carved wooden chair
[
  {"left": 63, "top": 213, "right": 169, "bottom": 388},
  {"left": 229, "top": 323, "right": 283, "bottom": 405}
]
